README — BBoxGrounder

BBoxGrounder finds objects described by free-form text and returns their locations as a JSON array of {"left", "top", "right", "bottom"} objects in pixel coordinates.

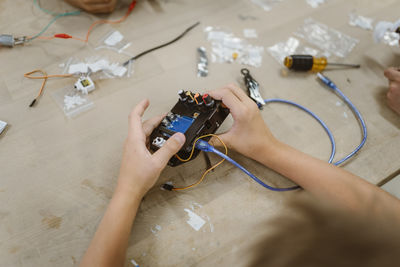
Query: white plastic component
[
  {"left": 295, "top": 18, "right": 359, "bottom": 58},
  {"left": 243, "top": 29, "right": 258, "bottom": 38},
  {"left": 74, "top": 76, "right": 95, "bottom": 94},
  {"left": 374, "top": 20, "right": 400, "bottom": 46},
  {"left": 104, "top": 31, "right": 124, "bottom": 46},
  {"left": 68, "top": 63, "right": 88, "bottom": 74},
  {"left": 0, "top": 120, "right": 7, "bottom": 135},
  {"left": 306, "top": 0, "right": 326, "bottom": 8},
  {"left": 152, "top": 137, "right": 166, "bottom": 148},
  {"left": 349, "top": 12, "right": 373, "bottom": 31}
]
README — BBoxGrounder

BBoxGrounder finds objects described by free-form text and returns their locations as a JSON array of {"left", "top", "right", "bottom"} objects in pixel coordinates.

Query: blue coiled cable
[{"left": 195, "top": 73, "right": 367, "bottom": 192}]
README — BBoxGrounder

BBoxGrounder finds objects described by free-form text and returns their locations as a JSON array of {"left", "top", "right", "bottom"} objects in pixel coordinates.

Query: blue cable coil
[{"left": 195, "top": 73, "right": 367, "bottom": 192}]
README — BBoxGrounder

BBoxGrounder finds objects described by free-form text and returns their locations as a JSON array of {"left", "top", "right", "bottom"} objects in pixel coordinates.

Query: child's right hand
[{"left": 208, "top": 84, "right": 279, "bottom": 162}]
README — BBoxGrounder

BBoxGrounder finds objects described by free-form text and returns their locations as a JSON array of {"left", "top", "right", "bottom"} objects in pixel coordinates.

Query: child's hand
[
  {"left": 384, "top": 67, "right": 400, "bottom": 115},
  {"left": 208, "top": 84, "right": 279, "bottom": 162},
  {"left": 116, "top": 99, "right": 185, "bottom": 199},
  {"left": 64, "top": 0, "right": 117, "bottom": 13}
]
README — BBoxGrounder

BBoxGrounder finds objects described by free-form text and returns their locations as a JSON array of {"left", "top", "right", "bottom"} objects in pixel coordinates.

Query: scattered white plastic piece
[
  {"left": 68, "top": 63, "right": 88, "bottom": 74},
  {"left": 104, "top": 31, "right": 124, "bottom": 46},
  {"left": 343, "top": 112, "right": 348, "bottom": 119},
  {"left": 150, "top": 224, "right": 162, "bottom": 235},
  {"left": 349, "top": 12, "right": 373, "bottom": 30},
  {"left": 184, "top": 209, "right": 206, "bottom": 231},
  {"left": 64, "top": 95, "right": 88, "bottom": 111},
  {"left": 374, "top": 19, "right": 400, "bottom": 45},
  {"left": 306, "top": 0, "right": 326, "bottom": 8},
  {"left": 109, "top": 63, "right": 127, "bottom": 77},
  {"left": 295, "top": 18, "right": 359, "bottom": 58},
  {"left": 0, "top": 120, "right": 7, "bottom": 135},
  {"left": 243, "top": 29, "right": 258, "bottom": 38},
  {"left": 88, "top": 59, "right": 109, "bottom": 73},
  {"left": 251, "top": 0, "right": 282, "bottom": 11},
  {"left": 130, "top": 259, "right": 139, "bottom": 267},
  {"left": 267, "top": 37, "right": 300, "bottom": 64}
]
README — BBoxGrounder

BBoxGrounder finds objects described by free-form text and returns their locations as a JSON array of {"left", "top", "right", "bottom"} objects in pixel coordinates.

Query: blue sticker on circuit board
[{"left": 166, "top": 115, "right": 194, "bottom": 133}]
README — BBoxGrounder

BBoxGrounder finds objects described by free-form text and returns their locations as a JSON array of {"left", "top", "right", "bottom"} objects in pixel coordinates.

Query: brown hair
[{"left": 250, "top": 195, "right": 400, "bottom": 267}]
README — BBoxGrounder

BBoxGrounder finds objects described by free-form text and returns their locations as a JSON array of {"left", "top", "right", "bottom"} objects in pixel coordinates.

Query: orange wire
[
  {"left": 32, "top": 1, "right": 136, "bottom": 43},
  {"left": 24, "top": 70, "right": 73, "bottom": 105},
  {"left": 172, "top": 134, "right": 228, "bottom": 191}
]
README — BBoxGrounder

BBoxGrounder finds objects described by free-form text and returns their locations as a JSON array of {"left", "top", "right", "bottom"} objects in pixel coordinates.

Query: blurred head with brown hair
[{"left": 250, "top": 195, "right": 400, "bottom": 267}]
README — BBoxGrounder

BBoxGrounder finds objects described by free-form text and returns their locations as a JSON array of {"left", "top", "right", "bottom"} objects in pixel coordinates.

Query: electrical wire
[
  {"left": 33, "top": 0, "right": 81, "bottom": 16},
  {"left": 317, "top": 73, "right": 367, "bottom": 166},
  {"left": 122, "top": 21, "right": 200, "bottom": 66},
  {"left": 168, "top": 134, "right": 228, "bottom": 191},
  {"left": 24, "top": 70, "right": 73, "bottom": 107},
  {"left": 171, "top": 75, "right": 367, "bottom": 192},
  {"left": 28, "top": 0, "right": 136, "bottom": 43},
  {"left": 29, "top": 0, "right": 81, "bottom": 41}
]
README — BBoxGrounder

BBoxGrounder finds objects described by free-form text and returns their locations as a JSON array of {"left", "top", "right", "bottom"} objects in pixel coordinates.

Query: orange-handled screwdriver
[{"left": 284, "top": 55, "right": 360, "bottom": 72}]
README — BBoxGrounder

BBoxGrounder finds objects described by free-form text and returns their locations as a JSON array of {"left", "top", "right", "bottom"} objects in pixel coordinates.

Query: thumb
[{"left": 153, "top": 132, "right": 186, "bottom": 166}]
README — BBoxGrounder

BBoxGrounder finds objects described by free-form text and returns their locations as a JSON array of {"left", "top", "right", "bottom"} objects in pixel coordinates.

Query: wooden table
[{"left": 1, "top": 0, "right": 399, "bottom": 266}]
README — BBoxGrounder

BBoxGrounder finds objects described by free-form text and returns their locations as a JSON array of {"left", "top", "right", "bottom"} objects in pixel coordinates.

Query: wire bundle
[
  {"left": 28, "top": 0, "right": 136, "bottom": 43},
  {"left": 168, "top": 74, "right": 367, "bottom": 192}
]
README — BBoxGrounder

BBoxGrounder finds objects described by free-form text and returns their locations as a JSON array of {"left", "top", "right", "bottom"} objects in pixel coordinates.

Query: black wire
[{"left": 122, "top": 21, "right": 200, "bottom": 66}]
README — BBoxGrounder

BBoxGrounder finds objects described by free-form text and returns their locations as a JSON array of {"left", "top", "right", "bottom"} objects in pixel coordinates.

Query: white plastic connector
[
  {"left": 152, "top": 137, "right": 166, "bottom": 148},
  {"left": 74, "top": 76, "right": 95, "bottom": 94}
]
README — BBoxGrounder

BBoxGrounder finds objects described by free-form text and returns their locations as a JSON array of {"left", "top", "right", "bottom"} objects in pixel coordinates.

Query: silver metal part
[
  {"left": 152, "top": 137, "right": 166, "bottom": 148},
  {"left": 241, "top": 68, "right": 266, "bottom": 108},
  {"left": 197, "top": 47, "right": 208, "bottom": 77},
  {"left": 0, "top": 35, "right": 27, "bottom": 47},
  {"left": 0, "top": 120, "right": 7, "bottom": 135},
  {"left": 248, "top": 80, "right": 266, "bottom": 107}
]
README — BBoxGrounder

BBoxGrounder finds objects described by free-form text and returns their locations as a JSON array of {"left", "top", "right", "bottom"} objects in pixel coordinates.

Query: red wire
[{"left": 34, "top": 0, "right": 136, "bottom": 43}]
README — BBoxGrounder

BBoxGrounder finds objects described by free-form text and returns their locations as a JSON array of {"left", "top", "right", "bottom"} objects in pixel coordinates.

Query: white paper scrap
[
  {"left": 88, "top": 59, "right": 110, "bottom": 73},
  {"left": 184, "top": 209, "right": 206, "bottom": 231},
  {"left": 306, "top": 0, "right": 326, "bottom": 8},
  {"left": 109, "top": 63, "right": 127, "bottom": 77},
  {"left": 68, "top": 63, "right": 88, "bottom": 74},
  {"left": 243, "top": 29, "right": 258, "bottom": 38},
  {"left": 104, "top": 31, "right": 124, "bottom": 46},
  {"left": 0, "top": 120, "right": 7, "bottom": 135}
]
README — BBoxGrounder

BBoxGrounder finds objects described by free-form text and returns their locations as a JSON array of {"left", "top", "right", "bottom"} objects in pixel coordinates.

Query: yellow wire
[{"left": 172, "top": 134, "right": 228, "bottom": 191}]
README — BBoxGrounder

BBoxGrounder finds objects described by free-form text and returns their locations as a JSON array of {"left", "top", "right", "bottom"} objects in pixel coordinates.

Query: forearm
[
  {"left": 80, "top": 183, "right": 142, "bottom": 267},
  {"left": 258, "top": 140, "right": 400, "bottom": 213}
]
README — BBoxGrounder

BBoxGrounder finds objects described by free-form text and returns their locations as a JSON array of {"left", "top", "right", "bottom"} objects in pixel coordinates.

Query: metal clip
[
  {"left": 197, "top": 47, "right": 208, "bottom": 77},
  {"left": 0, "top": 34, "right": 27, "bottom": 47},
  {"left": 241, "top": 68, "right": 265, "bottom": 108}
]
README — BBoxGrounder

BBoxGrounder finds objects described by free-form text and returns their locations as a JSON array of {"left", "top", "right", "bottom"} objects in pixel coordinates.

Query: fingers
[
  {"left": 225, "top": 83, "right": 253, "bottom": 104},
  {"left": 153, "top": 133, "right": 186, "bottom": 166},
  {"left": 208, "top": 87, "right": 245, "bottom": 119},
  {"left": 129, "top": 99, "right": 149, "bottom": 129},
  {"left": 143, "top": 113, "right": 165, "bottom": 137},
  {"left": 384, "top": 67, "right": 400, "bottom": 81}
]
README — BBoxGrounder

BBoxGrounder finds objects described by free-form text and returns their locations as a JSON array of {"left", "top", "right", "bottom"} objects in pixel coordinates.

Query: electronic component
[
  {"left": 0, "top": 34, "right": 26, "bottom": 47},
  {"left": 150, "top": 90, "right": 229, "bottom": 166},
  {"left": 284, "top": 55, "right": 360, "bottom": 72},
  {"left": 0, "top": 120, "right": 8, "bottom": 135},
  {"left": 241, "top": 68, "right": 266, "bottom": 108},
  {"left": 197, "top": 47, "right": 208, "bottom": 77},
  {"left": 74, "top": 76, "right": 95, "bottom": 94}
]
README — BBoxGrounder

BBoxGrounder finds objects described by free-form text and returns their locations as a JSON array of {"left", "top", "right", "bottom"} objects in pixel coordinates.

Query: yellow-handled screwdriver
[{"left": 283, "top": 55, "right": 360, "bottom": 72}]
